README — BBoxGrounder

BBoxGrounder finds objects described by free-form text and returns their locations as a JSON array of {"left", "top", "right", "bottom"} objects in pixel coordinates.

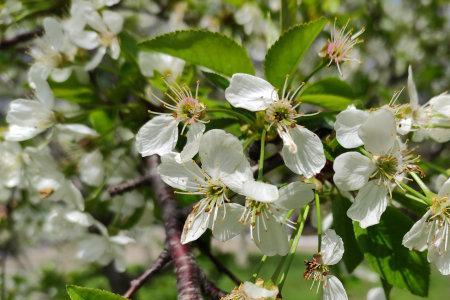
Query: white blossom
[{"left": 225, "top": 73, "right": 326, "bottom": 177}]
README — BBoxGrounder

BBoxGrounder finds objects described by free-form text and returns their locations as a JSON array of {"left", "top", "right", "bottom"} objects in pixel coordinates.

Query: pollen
[{"left": 265, "top": 99, "right": 297, "bottom": 128}]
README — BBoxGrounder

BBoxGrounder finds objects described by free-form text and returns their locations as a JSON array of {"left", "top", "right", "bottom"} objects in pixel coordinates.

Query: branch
[
  {"left": 107, "top": 174, "right": 151, "bottom": 197},
  {"left": 198, "top": 268, "right": 227, "bottom": 300},
  {"left": 0, "top": 27, "right": 43, "bottom": 49},
  {"left": 146, "top": 155, "right": 203, "bottom": 300},
  {"left": 123, "top": 249, "right": 171, "bottom": 299}
]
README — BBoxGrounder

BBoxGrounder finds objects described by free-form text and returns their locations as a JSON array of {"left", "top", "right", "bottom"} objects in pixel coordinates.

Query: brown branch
[
  {"left": 146, "top": 155, "right": 203, "bottom": 300},
  {"left": 123, "top": 249, "right": 171, "bottom": 299},
  {"left": 196, "top": 242, "right": 240, "bottom": 285},
  {"left": 0, "top": 27, "right": 43, "bottom": 50},
  {"left": 107, "top": 174, "right": 151, "bottom": 197}
]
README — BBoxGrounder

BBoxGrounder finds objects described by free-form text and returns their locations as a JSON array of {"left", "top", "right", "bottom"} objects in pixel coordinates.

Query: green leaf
[
  {"left": 331, "top": 196, "right": 363, "bottom": 272},
  {"left": 67, "top": 285, "right": 126, "bottom": 300},
  {"left": 280, "top": 0, "right": 298, "bottom": 31},
  {"left": 119, "top": 31, "right": 140, "bottom": 64},
  {"left": 299, "top": 94, "right": 352, "bottom": 111},
  {"left": 264, "top": 18, "right": 327, "bottom": 88},
  {"left": 139, "top": 30, "right": 254, "bottom": 76},
  {"left": 202, "top": 71, "right": 230, "bottom": 90},
  {"left": 354, "top": 207, "right": 430, "bottom": 297},
  {"left": 89, "top": 110, "right": 114, "bottom": 136}
]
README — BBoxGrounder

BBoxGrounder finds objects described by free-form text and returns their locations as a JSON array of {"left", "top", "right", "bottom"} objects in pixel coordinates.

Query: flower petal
[
  {"left": 79, "top": 150, "right": 104, "bottom": 186},
  {"left": 85, "top": 46, "right": 107, "bottom": 71},
  {"left": 43, "top": 17, "right": 64, "bottom": 51},
  {"left": 199, "top": 129, "right": 249, "bottom": 182},
  {"left": 358, "top": 108, "right": 397, "bottom": 155},
  {"left": 175, "top": 122, "right": 205, "bottom": 163},
  {"left": 347, "top": 180, "right": 389, "bottom": 228},
  {"left": 429, "top": 94, "right": 450, "bottom": 118},
  {"left": 102, "top": 11, "right": 123, "bottom": 34},
  {"left": 367, "top": 287, "right": 386, "bottom": 300},
  {"left": 210, "top": 203, "right": 245, "bottom": 242},
  {"left": 334, "top": 105, "right": 368, "bottom": 148},
  {"left": 6, "top": 99, "right": 54, "bottom": 130},
  {"left": 136, "top": 115, "right": 179, "bottom": 157},
  {"left": 5, "top": 125, "right": 47, "bottom": 141},
  {"left": 158, "top": 155, "right": 206, "bottom": 192},
  {"left": 402, "top": 210, "right": 431, "bottom": 252},
  {"left": 251, "top": 216, "right": 289, "bottom": 256},
  {"left": 321, "top": 229, "right": 344, "bottom": 265},
  {"left": 181, "top": 209, "right": 209, "bottom": 244},
  {"left": 225, "top": 73, "right": 277, "bottom": 112},
  {"left": 438, "top": 177, "right": 450, "bottom": 198},
  {"left": 277, "top": 181, "right": 315, "bottom": 210},
  {"left": 323, "top": 275, "right": 348, "bottom": 300},
  {"left": 407, "top": 66, "right": 419, "bottom": 110},
  {"left": 109, "top": 38, "right": 121, "bottom": 59},
  {"left": 240, "top": 180, "right": 279, "bottom": 203},
  {"left": 242, "top": 282, "right": 278, "bottom": 299},
  {"left": 333, "top": 152, "right": 376, "bottom": 191},
  {"left": 281, "top": 126, "right": 326, "bottom": 178}
]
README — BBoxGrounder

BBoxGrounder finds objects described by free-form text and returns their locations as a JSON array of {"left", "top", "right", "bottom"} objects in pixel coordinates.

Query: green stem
[
  {"left": 207, "top": 108, "right": 254, "bottom": 125},
  {"left": 404, "top": 193, "right": 429, "bottom": 206},
  {"left": 257, "top": 129, "right": 267, "bottom": 181},
  {"left": 425, "top": 123, "right": 450, "bottom": 129},
  {"left": 277, "top": 205, "right": 310, "bottom": 291},
  {"left": 409, "top": 172, "right": 432, "bottom": 197},
  {"left": 314, "top": 192, "right": 322, "bottom": 252},
  {"left": 397, "top": 181, "right": 427, "bottom": 201},
  {"left": 303, "top": 61, "right": 326, "bottom": 84},
  {"left": 243, "top": 133, "right": 259, "bottom": 150},
  {"left": 251, "top": 255, "right": 267, "bottom": 281}
]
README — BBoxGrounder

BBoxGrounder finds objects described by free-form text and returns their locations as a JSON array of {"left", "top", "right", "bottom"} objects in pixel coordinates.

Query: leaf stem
[
  {"left": 397, "top": 181, "right": 428, "bottom": 202},
  {"left": 409, "top": 172, "right": 432, "bottom": 198},
  {"left": 315, "top": 192, "right": 322, "bottom": 252},
  {"left": 277, "top": 205, "right": 310, "bottom": 291},
  {"left": 257, "top": 129, "right": 267, "bottom": 181},
  {"left": 303, "top": 61, "right": 326, "bottom": 84}
]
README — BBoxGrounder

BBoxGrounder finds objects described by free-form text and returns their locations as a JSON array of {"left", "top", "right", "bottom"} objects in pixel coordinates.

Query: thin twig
[
  {"left": 0, "top": 27, "right": 43, "bottom": 49},
  {"left": 198, "top": 268, "right": 227, "bottom": 300},
  {"left": 107, "top": 174, "right": 151, "bottom": 197},
  {"left": 123, "top": 249, "right": 171, "bottom": 299}
]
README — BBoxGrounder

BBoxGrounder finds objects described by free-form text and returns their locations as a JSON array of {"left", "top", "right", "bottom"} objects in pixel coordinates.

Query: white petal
[
  {"left": 428, "top": 124, "right": 450, "bottom": 143},
  {"left": 438, "top": 178, "right": 450, "bottom": 198},
  {"left": 240, "top": 180, "right": 279, "bottom": 203},
  {"left": 367, "top": 287, "right": 386, "bottom": 300},
  {"left": 242, "top": 282, "right": 278, "bottom": 299},
  {"left": 43, "top": 17, "right": 64, "bottom": 51},
  {"left": 199, "top": 129, "right": 246, "bottom": 181},
  {"left": 70, "top": 30, "right": 100, "bottom": 50},
  {"left": 138, "top": 52, "right": 185, "bottom": 78},
  {"left": 347, "top": 181, "right": 389, "bottom": 228},
  {"left": 102, "top": 11, "right": 123, "bottom": 34},
  {"left": 251, "top": 215, "right": 289, "bottom": 256},
  {"left": 56, "top": 124, "right": 99, "bottom": 137},
  {"left": 85, "top": 9, "right": 108, "bottom": 33},
  {"left": 220, "top": 155, "right": 254, "bottom": 193},
  {"left": 79, "top": 150, "right": 104, "bottom": 186},
  {"left": 175, "top": 122, "right": 205, "bottom": 163},
  {"left": 277, "top": 181, "right": 315, "bottom": 210},
  {"left": 432, "top": 247, "right": 450, "bottom": 275},
  {"left": 333, "top": 152, "right": 376, "bottom": 191},
  {"left": 397, "top": 117, "right": 412, "bottom": 135},
  {"left": 225, "top": 73, "right": 277, "bottom": 112},
  {"left": 135, "top": 115, "right": 179, "bottom": 157},
  {"left": 28, "top": 64, "right": 54, "bottom": 108},
  {"left": 5, "top": 125, "right": 46, "bottom": 141},
  {"left": 85, "top": 46, "right": 107, "bottom": 71},
  {"left": 181, "top": 209, "right": 209, "bottom": 244},
  {"left": 429, "top": 94, "right": 450, "bottom": 118},
  {"left": 109, "top": 38, "right": 121, "bottom": 60},
  {"left": 407, "top": 66, "right": 419, "bottom": 110},
  {"left": 210, "top": 203, "right": 245, "bottom": 242},
  {"left": 321, "top": 229, "right": 344, "bottom": 265},
  {"left": 402, "top": 210, "right": 431, "bottom": 251},
  {"left": 0, "top": 142, "right": 22, "bottom": 188},
  {"left": 158, "top": 155, "right": 206, "bottom": 192},
  {"left": 63, "top": 181, "right": 85, "bottom": 211},
  {"left": 358, "top": 108, "right": 397, "bottom": 155},
  {"left": 65, "top": 211, "right": 92, "bottom": 226},
  {"left": 110, "top": 234, "right": 135, "bottom": 245},
  {"left": 323, "top": 275, "right": 348, "bottom": 300},
  {"left": 6, "top": 99, "right": 54, "bottom": 130},
  {"left": 51, "top": 67, "right": 72, "bottom": 82},
  {"left": 334, "top": 105, "right": 368, "bottom": 148},
  {"left": 281, "top": 126, "right": 326, "bottom": 178}
]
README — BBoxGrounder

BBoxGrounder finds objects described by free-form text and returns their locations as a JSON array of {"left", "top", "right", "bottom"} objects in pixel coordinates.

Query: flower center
[
  {"left": 175, "top": 97, "right": 205, "bottom": 125},
  {"left": 374, "top": 155, "right": 399, "bottom": 180},
  {"left": 265, "top": 99, "right": 297, "bottom": 128},
  {"left": 239, "top": 199, "right": 271, "bottom": 227},
  {"left": 100, "top": 32, "right": 115, "bottom": 47},
  {"left": 303, "top": 254, "right": 329, "bottom": 282},
  {"left": 429, "top": 196, "right": 450, "bottom": 222}
]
